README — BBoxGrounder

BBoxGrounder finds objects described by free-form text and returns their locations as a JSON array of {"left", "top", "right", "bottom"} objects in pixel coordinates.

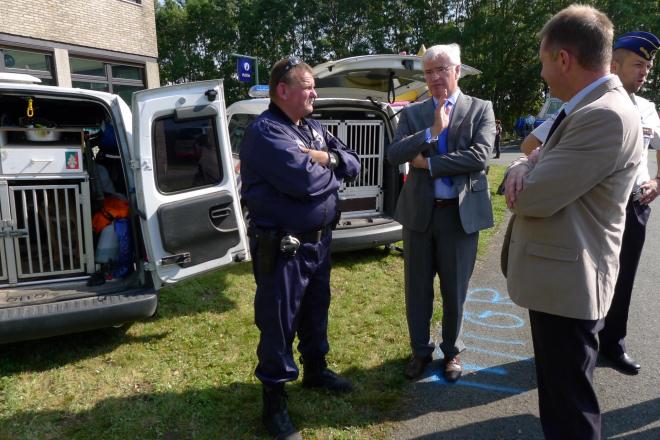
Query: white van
[
  {"left": 0, "top": 73, "right": 247, "bottom": 343},
  {"left": 227, "top": 54, "right": 481, "bottom": 252}
]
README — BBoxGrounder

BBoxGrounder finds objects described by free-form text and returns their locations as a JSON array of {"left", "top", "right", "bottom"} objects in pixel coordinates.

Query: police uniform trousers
[
  {"left": 403, "top": 202, "right": 478, "bottom": 360},
  {"left": 529, "top": 309, "right": 604, "bottom": 440},
  {"left": 251, "top": 234, "right": 332, "bottom": 387},
  {"left": 599, "top": 198, "right": 651, "bottom": 356}
]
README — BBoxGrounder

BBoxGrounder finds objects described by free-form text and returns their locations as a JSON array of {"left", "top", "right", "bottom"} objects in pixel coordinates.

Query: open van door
[
  {"left": 312, "top": 54, "right": 481, "bottom": 102},
  {"left": 132, "top": 80, "right": 248, "bottom": 289}
]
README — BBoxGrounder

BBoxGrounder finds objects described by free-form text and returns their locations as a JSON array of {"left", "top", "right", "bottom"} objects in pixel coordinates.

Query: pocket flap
[{"left": 526, "top": 242, "right": 578, "bottom": 262}]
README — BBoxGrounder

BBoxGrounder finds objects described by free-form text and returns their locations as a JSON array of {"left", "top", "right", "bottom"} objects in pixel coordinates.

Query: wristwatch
[{"left": 327, "top": 151, "right": 339, "bottom": 170}]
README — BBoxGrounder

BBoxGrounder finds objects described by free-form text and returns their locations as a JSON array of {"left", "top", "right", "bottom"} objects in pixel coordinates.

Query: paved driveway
[{"left": 391, "top": 147, "right": 660, "bottom": 439}]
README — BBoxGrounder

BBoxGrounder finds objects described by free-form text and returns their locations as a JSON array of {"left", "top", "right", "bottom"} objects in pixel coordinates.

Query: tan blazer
[{"left": 505, "top": 76, "right": 643, "bottom": 320}]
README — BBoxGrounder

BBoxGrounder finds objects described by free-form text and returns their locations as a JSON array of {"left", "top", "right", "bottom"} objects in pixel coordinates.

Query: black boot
[
  {"left": 301, "top": 357, "right": 353, "bottom": 393},
  {"left": 262, "top": 385, "right": 302, "bottom": 440}
]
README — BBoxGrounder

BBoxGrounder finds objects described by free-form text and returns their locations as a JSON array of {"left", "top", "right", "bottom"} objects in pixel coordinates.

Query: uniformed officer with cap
[
  {"left": 599, "top": 30, "right": 660, "bottom": 375},
  {"left": 239, "top": 57, "right": 360, "bottom": 439}
]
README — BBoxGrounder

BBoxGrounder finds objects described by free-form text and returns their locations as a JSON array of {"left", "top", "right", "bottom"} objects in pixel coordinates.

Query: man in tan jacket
[{"left": 502, "top": 5, "right": 642, "bottom": 440}]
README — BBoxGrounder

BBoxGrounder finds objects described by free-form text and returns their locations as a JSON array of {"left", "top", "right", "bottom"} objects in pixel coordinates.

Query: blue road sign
[{"left": 237, "top": 57, "right": 253, "bottom": 83}]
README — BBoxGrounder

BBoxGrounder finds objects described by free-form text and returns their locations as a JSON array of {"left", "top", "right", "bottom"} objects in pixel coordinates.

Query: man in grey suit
[
  {"left": 503, "top": 5, "right": 642, "bottom": 439},
  {"left": 387, "top": 44, "right": 495, "bottom": 382}
]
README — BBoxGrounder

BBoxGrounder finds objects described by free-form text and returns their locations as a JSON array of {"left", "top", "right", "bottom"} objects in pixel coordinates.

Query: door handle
[
  {"left": 209, "top": 205, "right": 238, "bottom": 232},
  {"left": 210, "top": 207, "right": 231, "bottom": 220}
]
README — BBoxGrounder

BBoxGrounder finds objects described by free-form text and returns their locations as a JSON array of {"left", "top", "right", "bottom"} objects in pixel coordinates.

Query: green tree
[{"left": 155, "top": 0, "right": 659, "bottom": 120}]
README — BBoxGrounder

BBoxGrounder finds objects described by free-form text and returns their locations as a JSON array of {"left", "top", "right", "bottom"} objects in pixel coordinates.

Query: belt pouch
[{"left": 256, "top": 229, "right": 279, "bottom": 275}]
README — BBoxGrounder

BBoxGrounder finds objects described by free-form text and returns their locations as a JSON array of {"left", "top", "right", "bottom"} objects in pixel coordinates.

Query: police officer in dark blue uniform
[{"left": 239, "top": 57, "right": 361, "bottom": 440}]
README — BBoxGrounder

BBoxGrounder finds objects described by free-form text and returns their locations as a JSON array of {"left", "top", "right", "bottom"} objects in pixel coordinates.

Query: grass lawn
[{"left": 0, "top": 165, "right": 507, "bottom": 440}]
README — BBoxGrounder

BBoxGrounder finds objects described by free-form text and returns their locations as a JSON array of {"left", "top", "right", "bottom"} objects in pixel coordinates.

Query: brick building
[{"left": 0, "top": 0, "right": 159, "bottom": 104}]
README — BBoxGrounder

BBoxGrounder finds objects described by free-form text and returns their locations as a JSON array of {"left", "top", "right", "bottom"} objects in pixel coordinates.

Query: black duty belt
[
  {"left": 434, "top": 198, "right": 458, "bottom": 208},
  {"left": 292, "top": 225, "right": 332, "bottom": 244},
  {"left": 249, "top": 224, "right": 331, "bottom": 244}
]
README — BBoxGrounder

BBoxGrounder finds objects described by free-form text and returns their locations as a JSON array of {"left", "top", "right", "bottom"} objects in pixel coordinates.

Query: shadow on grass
[
  {"left": 0, "top": 357, "right": 409, "bottom": 439},
  {"left": 0, "top": 326, "right": 169, "bottom": 375},
  {"left": 0, "top": 247, "right": 398, "bottom": 376},
  {"left": 2, "top": 349, "right": 658, "bottom": 440}
]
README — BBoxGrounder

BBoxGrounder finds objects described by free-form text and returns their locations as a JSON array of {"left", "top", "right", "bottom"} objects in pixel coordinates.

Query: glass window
[
  {"left": 113, "top": 84, "right": 143, "bottom": 106},
  {"left": 1, "top": 48, "right": 54, "bottom": 83},
  {"left": 153, "top": 116, "right": 222, "bottom": 193},
  {"left": 72, "top": 81, "right": 110, "bottom": 92},
  {"left": 228, "top": 114, "right": 257, "bottom": 155},
  {"left": 3, "top": 49, "right": 51, "bottom": 71},
  {"left": 70, "top": 58, "right": 145, "bottom": 104},
  {"left": 70, "top": 58, "right": 106, "bottom": 77},
  {"left": 112, "top": 65, "right": 142, "bottom": 81}
]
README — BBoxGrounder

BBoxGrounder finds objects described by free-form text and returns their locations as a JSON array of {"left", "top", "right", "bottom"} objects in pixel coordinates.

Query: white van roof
[{"left": 0, "top": 72, "right": 42, "bottom": 84}]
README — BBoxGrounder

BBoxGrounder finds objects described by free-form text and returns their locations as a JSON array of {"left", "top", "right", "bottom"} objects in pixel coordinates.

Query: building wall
[{"left": 0, "top": 0, "right": 157, "bottom": 58}]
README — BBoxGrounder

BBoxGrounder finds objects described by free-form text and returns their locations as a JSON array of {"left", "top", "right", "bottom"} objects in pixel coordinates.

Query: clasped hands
[
  {"left": 504, "top": 147, "right": 541, "bottom": 209},
  {"left": 411, "top": 90, "right": 451, "bottom": 170},
  {"left": 638, "top": 177, "right": 659, "bottom": 205}
]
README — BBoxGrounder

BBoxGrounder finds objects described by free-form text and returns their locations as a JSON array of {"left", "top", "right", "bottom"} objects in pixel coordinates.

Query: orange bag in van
[{"left": 92, "top": 197, "right": 129, "bottom": 233}]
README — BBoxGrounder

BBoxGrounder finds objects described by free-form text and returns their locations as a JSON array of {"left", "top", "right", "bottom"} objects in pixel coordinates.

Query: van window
[
  {"left": 545, "top": 99, "right": 563, "bottom": 116},
  {"left": 228, "top": 114, "right": 257, "bottom": 154},
  {"left": 152, "top": 116, "right": 223, "bottom": 193}
]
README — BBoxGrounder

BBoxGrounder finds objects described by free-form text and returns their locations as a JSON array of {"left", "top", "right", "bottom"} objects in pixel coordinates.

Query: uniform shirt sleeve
[
  {"left": 641, "top": 99, "right": 660, "bottom": 150},
  {"left": 321, "top": 123, "right": 361, "bottom": 180},
  {"left": 530, "top": 116, "right": 555, "bottom": 144},
  {"left": 241, "top": 120, "right": 339, "bottom": 200}
]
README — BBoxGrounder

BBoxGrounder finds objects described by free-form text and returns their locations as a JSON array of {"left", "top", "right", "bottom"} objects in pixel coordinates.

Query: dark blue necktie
[
  {"left": 438, "top": 101, "right": 453, "bottom": 187},
  {"left": 545, "top": 109, "right": 566, "bottom": 143}
]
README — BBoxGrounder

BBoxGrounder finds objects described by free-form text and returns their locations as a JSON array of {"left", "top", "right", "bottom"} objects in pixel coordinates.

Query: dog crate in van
[{"left": 0, "top": 127, "right": 95, "bottom": 284}]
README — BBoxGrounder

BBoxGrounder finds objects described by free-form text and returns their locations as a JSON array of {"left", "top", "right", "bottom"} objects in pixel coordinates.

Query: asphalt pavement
[{"left": 390, "top": 144, "right": 660, "bottom": 439}]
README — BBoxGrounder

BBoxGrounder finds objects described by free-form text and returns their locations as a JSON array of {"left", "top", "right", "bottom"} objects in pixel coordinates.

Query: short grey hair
[{"left": 423, "top": 44, "right": 462, "bottom": 72}]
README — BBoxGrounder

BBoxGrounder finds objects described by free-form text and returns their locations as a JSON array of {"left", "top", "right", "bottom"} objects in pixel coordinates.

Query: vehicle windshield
[{"left": 546, "top": 99, "right": 563, "bottom": 115}]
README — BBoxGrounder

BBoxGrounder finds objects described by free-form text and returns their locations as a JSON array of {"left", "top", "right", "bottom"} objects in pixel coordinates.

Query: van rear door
[{"left": 132, "top": 80, "right": 248, "bottom": 289}]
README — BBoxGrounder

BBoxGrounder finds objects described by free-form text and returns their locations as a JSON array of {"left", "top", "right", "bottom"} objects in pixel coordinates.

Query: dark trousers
[
  {"left": 251, "top": 235, "right": 332, "bottom": 386},
  {"left": 529, "top": 310, "right": 604, "bottom": 440},
  {"left": 403, "top": 204, "right": 478, "bottom": 359},
  {"left": 599, "top": 199, "right": 650, "bottom": 356},
  {"left": 494, "top": 134, "right": 501, "bottom": 157}
]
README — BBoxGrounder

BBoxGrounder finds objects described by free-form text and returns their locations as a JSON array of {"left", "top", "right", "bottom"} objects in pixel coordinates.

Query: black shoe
[
  {"left": 301, "top": 357, "right": 353, "bottom": 393},
  {"left": 602, "top": 351, "right": 640, "bottom": 375},
  {"left": 262, "top": 385, "right": 302, "bottom": 440},
  {"left": 404, "top": 354, "right": 433, "bottom": 379}
]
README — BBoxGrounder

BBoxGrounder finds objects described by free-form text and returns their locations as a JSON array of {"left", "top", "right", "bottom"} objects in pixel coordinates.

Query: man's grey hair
[{"left": 422, "top": 44, "right": 462, "bottom": 77}]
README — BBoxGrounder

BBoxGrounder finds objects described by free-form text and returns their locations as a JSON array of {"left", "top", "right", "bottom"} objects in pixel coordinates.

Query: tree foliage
[{"left": 155, "top": 0, "right": 659, "bottom": 126}]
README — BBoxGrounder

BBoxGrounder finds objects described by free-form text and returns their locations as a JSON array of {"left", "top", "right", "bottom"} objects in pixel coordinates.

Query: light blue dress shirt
[{"left": 425, "top": 91, "right": 460, "bottom": 199}]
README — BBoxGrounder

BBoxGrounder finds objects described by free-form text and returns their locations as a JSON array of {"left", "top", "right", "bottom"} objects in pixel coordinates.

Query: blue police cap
[{"left": 613, "top": 31, "right": 659, "bottom": 61}]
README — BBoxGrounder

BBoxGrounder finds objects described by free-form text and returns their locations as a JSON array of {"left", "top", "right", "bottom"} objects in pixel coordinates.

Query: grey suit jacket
[
  {"left": 505, "top": 76, "right": 643, "bottom": 320},
  {"left": 387, "top": 92, "right": 496, "bottom": 234}
]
